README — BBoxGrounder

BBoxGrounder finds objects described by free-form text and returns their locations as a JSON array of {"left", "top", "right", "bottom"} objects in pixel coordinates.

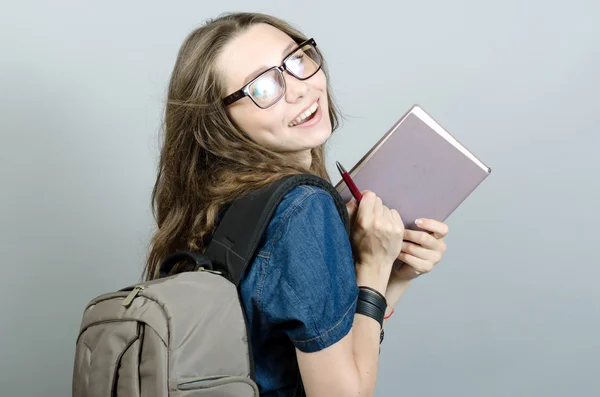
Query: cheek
[
  {"left": 230, "top": 105, "right": 259, "bottom": 136},
  {"left": 230, "top": 103, "right": 285, "bottom": 143},
  {"left": 313, "top": 70, "right": 328, "bottom": 91},
  {"left": 312, "top": 71, "right": 329, "bottom": 110}
]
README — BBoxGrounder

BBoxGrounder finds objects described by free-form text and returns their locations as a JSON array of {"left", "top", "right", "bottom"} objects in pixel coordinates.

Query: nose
[{"left": 283, "top": 72, "right": 308, "bottom": 103}]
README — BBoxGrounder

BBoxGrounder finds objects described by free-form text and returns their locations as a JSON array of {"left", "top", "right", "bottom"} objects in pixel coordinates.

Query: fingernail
[{"left": 415, "top": 218, "right": 423, "bottom": 225}]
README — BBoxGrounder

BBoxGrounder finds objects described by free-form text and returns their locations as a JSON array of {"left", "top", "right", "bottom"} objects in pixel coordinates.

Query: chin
[
  {"left": 301, "top": 113, "right": 332, "bottom": 147},
  {"left": 299, "top": 127, "right": 330, "bottom": 152},
  {"left": 316, "top": 126, "right": 332, "bottom": 146}
]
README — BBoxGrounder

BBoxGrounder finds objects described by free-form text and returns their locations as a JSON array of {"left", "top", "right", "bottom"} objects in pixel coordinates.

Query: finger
[
  {"left": 398, "top": 252, "right": 435, "bottom": 274},
  {"left": 415, "top": 218, "right": 449, "bottom": 239},
  {"left": 401, "top": 241, "right": 438, "bottom": 261},
  {"left": 395, "top": 260, "right": 423, "bottom": 278},
  {"left": 382, "top": 205, "right": 392, "bottom": 221},
  {"left": 392, "top": 210, "right": 402, "bottom": 223},
  {"left": 403, "top": 229, "right": 439, "bottom": 249},
  {"left": 374, "top": 195, "right": 383, "bottom": 218},
  {"left": 356, "top": 191, "right": 376, "bottom": 223},
  {"left": 391, "top": 209, "right": 404, "bottom": 228}
]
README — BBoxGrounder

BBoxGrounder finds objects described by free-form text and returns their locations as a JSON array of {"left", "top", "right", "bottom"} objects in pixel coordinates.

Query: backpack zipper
[
  {"left": 122, "top": 285, "right": 145, "bottom": 307},
  {"left": 120, "top": 267, "right": 219, "bottom": 308},
  {"left": 197, "top": 266, "right": 222, "bottom": 275}
]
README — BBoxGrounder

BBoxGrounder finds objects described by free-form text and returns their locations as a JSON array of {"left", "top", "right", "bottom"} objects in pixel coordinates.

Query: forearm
[
  {"left": 346, "top": 313, "right": 380, "bottom": 396},
  {"left": 348, "top": 268, "right": 389, "bottom": 396},
  {"left": 383, "top": 278, "right": 412, "bottom": 327},
  {"left": 346, "top": 278, "right": 412, "bottom": 396}
]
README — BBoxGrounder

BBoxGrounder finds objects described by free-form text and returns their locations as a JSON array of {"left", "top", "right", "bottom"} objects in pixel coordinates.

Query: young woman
[{"left": 144, "top": 12, "right": 449, "bottom": 397}]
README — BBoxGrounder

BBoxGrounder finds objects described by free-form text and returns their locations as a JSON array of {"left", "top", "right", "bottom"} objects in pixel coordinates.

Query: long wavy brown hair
[{"left": 143, "top": 12, "right": 343, "bottom": 280}]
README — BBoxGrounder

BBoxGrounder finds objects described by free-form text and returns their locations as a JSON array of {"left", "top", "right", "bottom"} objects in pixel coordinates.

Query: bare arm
[{"left": 296, "top": 270, "right": 387, "bottom": 397}]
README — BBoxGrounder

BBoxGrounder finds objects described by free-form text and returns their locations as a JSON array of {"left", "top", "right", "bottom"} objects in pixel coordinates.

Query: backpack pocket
[
  {"left": 74, "top": 292, "right": 170, "bottom": 397},
  {"left": 73, "top": 320, "right": 143, "bottom": 397},
  {"left": 174, "top": 375, "right": 259, "bottom": 397}
]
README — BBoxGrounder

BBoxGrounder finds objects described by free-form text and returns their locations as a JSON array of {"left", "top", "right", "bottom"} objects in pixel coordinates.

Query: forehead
[{"left": 218, "top": 23, "right": 297, "bottom": 93}]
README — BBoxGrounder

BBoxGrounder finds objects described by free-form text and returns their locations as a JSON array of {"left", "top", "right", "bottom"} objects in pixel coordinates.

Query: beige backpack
[{"left": 71, "top": 175, "right": 350, "bottom": 397}]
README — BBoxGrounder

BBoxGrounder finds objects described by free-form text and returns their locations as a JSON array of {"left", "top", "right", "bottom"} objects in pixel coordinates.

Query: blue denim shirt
[{"left": 239, "top": 185, "right": 359, "bottom": 396}]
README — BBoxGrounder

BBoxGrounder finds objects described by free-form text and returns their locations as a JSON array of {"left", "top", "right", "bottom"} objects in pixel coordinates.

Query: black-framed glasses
[{"left": 223, "top": 38, "right": 322, "bottom": 109}]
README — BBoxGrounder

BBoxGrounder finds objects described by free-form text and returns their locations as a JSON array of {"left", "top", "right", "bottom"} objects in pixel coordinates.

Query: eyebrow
[{"left": 241, "top": 41, "right": 299, "bottom": 85}]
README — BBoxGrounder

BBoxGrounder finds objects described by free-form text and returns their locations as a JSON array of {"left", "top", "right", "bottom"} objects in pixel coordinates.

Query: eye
[
  {"left": 249, "top": 71, "right": 283, "bottom": 105},
  {"left": 287, "top": 54, "right": 305, "bottom": 75}
]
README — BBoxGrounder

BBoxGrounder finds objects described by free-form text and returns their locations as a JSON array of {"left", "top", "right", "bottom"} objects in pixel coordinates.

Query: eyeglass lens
[{"left": 248, "top": 43, "right": 321, "bottom": 107}]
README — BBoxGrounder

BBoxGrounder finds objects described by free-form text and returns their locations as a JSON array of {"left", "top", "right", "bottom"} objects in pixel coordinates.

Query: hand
[
  {"left": 391, "top": 218, "right": 448, "bottom": 282},
  {"left": 345, "top": 192, "right": 405, "bottom": 292}
]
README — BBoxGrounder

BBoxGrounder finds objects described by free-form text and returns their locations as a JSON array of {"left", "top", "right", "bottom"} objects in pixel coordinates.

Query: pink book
[{"left": 335, "top": 104, "right": 492, "bottom": 230}]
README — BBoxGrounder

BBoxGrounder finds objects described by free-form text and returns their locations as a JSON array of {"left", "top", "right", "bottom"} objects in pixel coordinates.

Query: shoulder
[
  {"left": 259, "top": 184, "right": 347, "bottom": 255},
  {"left": 278, "top": 184, "right": 339, "bottom": 213}
]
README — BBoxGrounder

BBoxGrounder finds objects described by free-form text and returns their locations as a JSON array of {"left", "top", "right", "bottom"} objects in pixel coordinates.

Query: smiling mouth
[{"left": 288, "top": 101, "right": 319, "bottom": 127}]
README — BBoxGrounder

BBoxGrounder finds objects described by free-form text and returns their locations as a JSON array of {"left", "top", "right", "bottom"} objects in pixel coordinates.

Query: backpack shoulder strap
[{"left": 205, "top": 173, "right": 350, "bottom": 287}]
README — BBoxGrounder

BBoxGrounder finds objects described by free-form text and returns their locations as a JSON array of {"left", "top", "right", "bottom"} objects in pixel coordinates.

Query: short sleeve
[{"left": 258, "top": 186, "right": 359, "bottom": 353}]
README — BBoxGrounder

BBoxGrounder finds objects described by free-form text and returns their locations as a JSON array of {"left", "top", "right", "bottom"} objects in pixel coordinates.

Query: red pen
[{"left": 336, "top": 161, "right": 363, "bottom": 202}]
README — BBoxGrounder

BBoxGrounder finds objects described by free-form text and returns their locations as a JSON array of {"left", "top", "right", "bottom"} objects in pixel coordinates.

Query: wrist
[
  {"left": 356, "top": 287, "right": 387, "bottom": 328},
  {"left": 356, "top": 263, "right": 390, "bottom": 295}
]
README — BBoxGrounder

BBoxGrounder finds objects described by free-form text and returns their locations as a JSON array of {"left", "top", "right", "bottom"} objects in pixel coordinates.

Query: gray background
[{"left": 1, "top": 0, "right": 598, "bottom": 396}]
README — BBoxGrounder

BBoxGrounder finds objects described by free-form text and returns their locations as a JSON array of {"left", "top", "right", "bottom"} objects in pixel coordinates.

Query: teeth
[{"left": 288, "top": 101, "right": 319, "bottom": 127}]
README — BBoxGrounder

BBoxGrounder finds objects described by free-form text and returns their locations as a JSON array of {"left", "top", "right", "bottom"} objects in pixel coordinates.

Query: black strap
[
  {"left": 355, "top": 299, "right": 385, "bottom": 329},
  {"left": 158, "top": 251, "right": 215, "bottom": 278},
  {"left": 205, "top": 174, "right": 350, "bottom": 286},
  {"left": 358, "top": 289, "right": 387, "bottom": 317}
]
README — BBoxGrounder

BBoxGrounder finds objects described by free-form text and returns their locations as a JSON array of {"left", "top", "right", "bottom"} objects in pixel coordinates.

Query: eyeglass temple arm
[{"left": 223, "top": 89, "right": 246, "bottom": 105}]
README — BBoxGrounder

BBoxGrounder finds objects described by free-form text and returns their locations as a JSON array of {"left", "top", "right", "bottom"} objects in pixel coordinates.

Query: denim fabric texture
[{"left": 239, "top": 185, "right": 359, "bottom": 397}]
